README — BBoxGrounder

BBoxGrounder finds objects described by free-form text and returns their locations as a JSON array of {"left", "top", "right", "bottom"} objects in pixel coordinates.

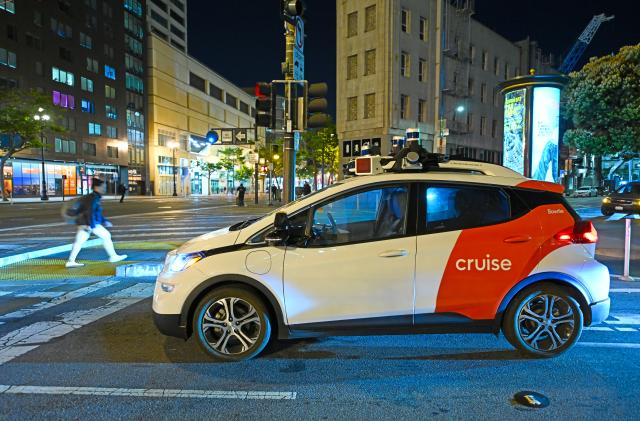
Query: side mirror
[
  {"left": 274, "top": 212, "right": 290, "bottom": 230},
  {"left": 265, "top": 213, "right": 290, "bottom": 246},
  {"left": 265, "top": 230, "right": 287, "bottom": 246}
]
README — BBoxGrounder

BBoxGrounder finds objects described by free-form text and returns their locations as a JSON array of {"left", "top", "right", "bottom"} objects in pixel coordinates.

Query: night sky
[{"left": 187, "top": 1, "right": 638, "bottom": 119}]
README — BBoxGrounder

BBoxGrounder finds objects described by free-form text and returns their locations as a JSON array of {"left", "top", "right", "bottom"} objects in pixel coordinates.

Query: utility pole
[{"left": 282, "top": 20, "right": 296, "bottom": 203}]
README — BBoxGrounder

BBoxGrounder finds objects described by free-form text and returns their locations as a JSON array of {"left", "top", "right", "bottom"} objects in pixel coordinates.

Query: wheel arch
[
  {"left": 495, "top": 272, "right": 594, "bottom": 328},
  {"left": 180, "top": 274, "right": 289, "bottom": 339}
]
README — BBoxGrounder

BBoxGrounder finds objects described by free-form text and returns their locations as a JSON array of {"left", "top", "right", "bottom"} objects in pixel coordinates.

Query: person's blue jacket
[{"left": 76, "top": 192, "right": 108, "bottom": 228}]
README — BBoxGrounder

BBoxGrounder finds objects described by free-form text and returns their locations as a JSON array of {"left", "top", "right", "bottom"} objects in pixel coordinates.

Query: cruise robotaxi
[{"left": 153, "top": 142, "right": 610, "bottom": 361}]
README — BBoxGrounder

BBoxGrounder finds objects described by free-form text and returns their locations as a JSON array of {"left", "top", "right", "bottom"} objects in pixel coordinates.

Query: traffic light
[
  {"left": 255, "top": 82, "right": 274, "bottom": 128},
  {"left": 281, "top": 0, "right": 304, "bottom": 23},
  {"left": 306, "top": 82, "right": 330, "bottom": 129}
]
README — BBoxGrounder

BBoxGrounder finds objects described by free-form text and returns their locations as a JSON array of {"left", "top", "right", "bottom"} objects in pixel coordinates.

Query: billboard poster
[
  {"left": 531, "top": 87, "right": 560, "bottom": 183},
  {"left": 502, "top": 89, "right": 527, "bottom": 175}
]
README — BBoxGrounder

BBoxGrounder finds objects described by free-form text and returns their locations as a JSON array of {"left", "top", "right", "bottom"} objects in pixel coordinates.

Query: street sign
[
  {"left": 294, "top": 132, "right": 301, "bottom": 151},
  {"left": 234, "top": 129, "right": 249, "bottom": 144},
  {"left": 221, "top": 130, "right": 234, "bottom": 144},
  {"left": 294, "top": 16, "right": 304, "bottom": 81},
  {"left": 295, "top": 17, "right": 304, "bottom": 52},
  {"left": 205, "top": 128, "right": 254, "bottom": 146}
]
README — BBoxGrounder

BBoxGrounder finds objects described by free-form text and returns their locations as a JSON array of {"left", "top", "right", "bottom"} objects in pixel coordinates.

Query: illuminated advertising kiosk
[{"left": 498, "top": 72, "right": 569, "bottom": 183}]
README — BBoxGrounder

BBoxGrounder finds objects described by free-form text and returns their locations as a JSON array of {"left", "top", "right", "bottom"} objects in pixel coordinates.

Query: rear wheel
[
  {"left": 193, "top": 287, "right": 272, "bottom": 362},
  {"left": 502, "top": 283, "right": 583, "bottom": 358},
  {"left": 601, "top": 207, "right": 613, "bottom": 216}
]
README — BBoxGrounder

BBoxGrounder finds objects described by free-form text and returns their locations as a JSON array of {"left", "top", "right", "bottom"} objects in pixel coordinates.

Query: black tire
[
  {"left": 502, "top": 283, "right": 583, "bottom": 358},
  {"left": 193, "top": 286, "right": 272, "bottom": 362},
  {"left": 601, "top": 207, "right": 614, "bottom": 217}
]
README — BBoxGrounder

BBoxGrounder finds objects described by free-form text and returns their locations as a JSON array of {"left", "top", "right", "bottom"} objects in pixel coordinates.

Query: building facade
[
  {"left": 336, "top": 0, "right": 557, "bottom": 166},
  {"left": 146, "top": 34, "right": 256, "bottom": 196},
  {"left": 146, "top": 0, "right": 186, "bottom": 52},
  {"left": 1, "top": 0, "right": 132, "bottom": 197}
]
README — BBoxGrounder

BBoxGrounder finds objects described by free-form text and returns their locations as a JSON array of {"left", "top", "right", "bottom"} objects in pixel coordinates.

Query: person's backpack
[{"left": 60, "top": 197, "right": 85, "bottom": 224}]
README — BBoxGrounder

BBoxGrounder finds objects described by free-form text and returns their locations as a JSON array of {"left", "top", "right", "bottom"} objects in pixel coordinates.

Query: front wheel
[
  {"left": 193, "top": 287, "right": 272, "bottom": 362},
  {"left": 502, "top": 284, "right": 583, "bottom": 358},
  {"left": 601, "top": 207, "right": 614, "bottom": 217}
]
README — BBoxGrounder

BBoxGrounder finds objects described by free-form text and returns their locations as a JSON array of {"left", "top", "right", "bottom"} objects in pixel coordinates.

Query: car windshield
[{"left": 616, "top": 184, "right": 640, "bottom": 194}]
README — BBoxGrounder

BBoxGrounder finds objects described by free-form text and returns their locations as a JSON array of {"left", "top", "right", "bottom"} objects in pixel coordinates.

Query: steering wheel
[{"left": 326, "top": 212, "right": 338, "bottom": 234}]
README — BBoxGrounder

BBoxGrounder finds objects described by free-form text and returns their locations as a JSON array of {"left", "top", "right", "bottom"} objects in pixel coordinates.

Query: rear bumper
[
  {"left": 153, "top": 311, "right": 188, "bottom": 339},
  {"left": 588, "top": 298, "right": 611, "bottom": 326}
]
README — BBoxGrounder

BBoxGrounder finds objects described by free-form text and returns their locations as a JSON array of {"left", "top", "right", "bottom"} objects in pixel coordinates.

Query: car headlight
[
  {"left": 602, "top": 197, "right": 611, "bottom": 204},
  {"left": 168, "top": 252, "right": 205, "bottom": 272}
]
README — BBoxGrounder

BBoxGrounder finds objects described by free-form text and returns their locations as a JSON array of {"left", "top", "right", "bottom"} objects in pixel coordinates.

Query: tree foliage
[
  {"left": 0, "top": 89, "right": 66, "bottom": 200},
  {"left": 197, "top": 160, "right": 222, "bottom": 195},
  {"left": 563, "top": 44, "right": 640, "bottom": 156}
]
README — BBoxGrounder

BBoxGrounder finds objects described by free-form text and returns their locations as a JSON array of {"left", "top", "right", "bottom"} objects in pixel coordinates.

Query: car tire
[
  {"left": 601, "top": 207, "right": 614, "bottom": 216},
  {"left": 502, "top": 283, "right": 583, "bottom": 358},
  {"left": 193, "top": 286, "right": 272, "bottom": 362}
]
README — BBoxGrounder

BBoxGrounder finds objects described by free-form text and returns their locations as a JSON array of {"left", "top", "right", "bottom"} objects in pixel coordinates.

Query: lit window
[
  {"left": 106, "top": 127, "right": 118, "bottom": 139},
  {"left": 80, "top": 32, "right": 92, "bottom": 49},
  {"left": 81, "top": 99, "right": 95, "bottom": 113},
  {"left": 105, "top": 105, "right": 117, "bottom": 120},
  {"left": 51, "top": 67, "right": 74, "bottom": 86},
  {"left": 0, "top": 0, "right": 16, "bottom": 14},
  {"left": 88, "top": 122, "right": 102, "bottom": 136},
  {"left": 104, "top": 65, "right": 116, "bottom": 80},
  {"left": 80, "top": 77, "right": 94, "bottom": 92}
]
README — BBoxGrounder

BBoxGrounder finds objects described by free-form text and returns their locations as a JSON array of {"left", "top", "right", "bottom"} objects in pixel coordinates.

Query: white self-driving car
[{"left": 153, "top": 154, "right": 610, "bottom": 361}]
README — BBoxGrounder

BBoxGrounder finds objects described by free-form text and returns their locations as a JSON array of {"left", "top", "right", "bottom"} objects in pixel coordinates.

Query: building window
[
  {"left": 494, "top": 57, "right": 499, "bottom": 76},
  {"left": 419, "top": 17, "right": 427, "bottom": 41},
  {"left": 105, "top": 104, "right": 117, "bottom": 120},
  {"left": 418, "top": 59, "right": 427, "bottom": 82},
  {"left": 209, "top": 84, "right": 223, "bottom": 101},
  {"left": 81, "top": 99, "right": 95, "bottom": 113},
  {"left": 469, "top": 44, "right": 476, "bottom": 64},
  {"left": 151, "top": 9, "right": 168, "bottom": 27},
  {"left": 482, "top": 51, "right": 488, "bottom": 71},
  {"left": 225, "top": 93, "right": 237, "bottom": 108},
  {"left": 504, "top": 63, "right": 510, "bottom": 80},
  {"left": 107, "top": 145, "right": 119, "bottom": 157},
  {"left": 125, "top": 54, "right": 144, "bottom": 75},
  {"left": 467, "top": 113, "right": 473, "bottom": 132},
  {"left": 58, "top": 47, "right": 72, "bottom": 62},
  {"left": 25, "top": 33, "right": 43, "bottom": 50},
  {"left": 51, "top": 67, "right": 74, "bottom": 86},
  {"left": 86, "top": 57, "right": 99, "bottom": 73},
  {"left": 52, "top": 91, "right": 75, "bottom": 109},
  {"left": 401, "top": 52, "right": 410, "bottom": 77},
  {"left": 124, "top": 11, "right": 144, "bottom": 39},
  {"left": 51, "top": 18, "right": 72, "bottom": 39},
  {"left": 480, "top": 116, "right": 487, "bottom": 136},
  {"left": 106, "top": 127, "right": 118, "bottom": 139},
  {"left": 0, "top": 0, "right": 15, "bottom": 14},
  {"left": 105, "top": 84, "right": 116, "bottom": 99},
  {"left": 468, "top": 78, "right": 474, "bottom": 96},
  {"left": 347, "top": 12, "right": 357, "bottom": 37},
  {"left": 493, "top": 90, "right": 499, "bottom": 107},
  {"left": 400, "top": 94, "right": 409, "bottom": 119},
  {"left": 401, "top": 9, "right": 410, "bottom": 33},
  {"left": 480, "top": 83, "right": 487, "bottom": 103},
  {"left": 104, "top": 44, "right": 115, "bottom": 59},
  {"left": 189, "top": 72, "right": 206, "bottom": 92},
  {"left": 170, "top": 10, "right": 185, "bottom": 25},
  {"left": 347, "top": 54, "right": 358, "bottom": 80},
  {"left": 170, "top": 25, "right": 184, "bottom": 40},
  {"left": 365, "top": 5, "right": 376, "bottom": 32},
  {"left": 0, "top": 48, "right": 16, "bottom": 69},
  {"left": 83, "top": 142, "right": 97, "bottom": 156},
  {"left": 124, "top": 0, "right": 143, "bottom": 17},
  {"left": 347, "top": 97, "right": 357, "bottom": 121},
  {"left": 418, "top": 99, "right": 427, "bottom": 123},
  {"left": 80, "top": 32, "right": 92, "bottom": 49},
  {"left": 35, "top": 61, "right": 43, "bottom": 75},
  {"left": 104, "top": 65, "right": 116, "bottom": 80},
  {"left": 103, "top": 2, "right": 113, "bottom": 17},
  {"left": 171, "top": 0, "right": 184, "bottom": 11},
  {"left": 81, "top": 77, "right": 94, "bottom": 92},
  {"left": 126, "top": 73, "right": 144, "bottom": 93},
  {"left": 88, "top": 122, "right": 101, "bottom": 136},
  {"left": 492, "top": 119, "right": 498, "bottom": 138},
  {"left": 239, "top": 101, "right": 250, "bottom": 115},
  {"left": 364, "top": 49, "right": 376, "bottom": 76},
  {"left": 60, "top": 116, "right": 76, "bottom": 131},
  {"left": 125, "top": 35, "right": 142, "bottom": 55},
  {"left": 364, "top": 93, "right": 375, "bottom": 119},
  {"left": 55, "top": 137, "right": 76, "bottom": 154},
  {"left": 6, "top": 24, "right": 16, "bottom": 40},
  {"left": 84, "top": 0, "right": 97, "bottom": 9}
]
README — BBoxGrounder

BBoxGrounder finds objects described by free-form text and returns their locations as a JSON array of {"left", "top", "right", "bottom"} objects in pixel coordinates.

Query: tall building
[
  {"left": 336, "top": 0, "right": 557, "bottom": 166},
  {"left": 146, "top": 0, "right": 186, "bottom": 52},
  {"left": 1, "top": 0, "right": 131, "bottom": 197}
]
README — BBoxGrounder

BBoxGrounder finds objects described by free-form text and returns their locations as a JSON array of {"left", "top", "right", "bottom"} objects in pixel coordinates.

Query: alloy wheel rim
[
  {"left": 517, "top": 294, "right": 575, "bottom": 352},
  {"left": 201, "top": 297, "right": 261, "bottom": 355}
]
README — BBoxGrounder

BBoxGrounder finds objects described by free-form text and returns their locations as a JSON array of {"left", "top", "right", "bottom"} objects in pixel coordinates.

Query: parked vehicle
[
  {"left": 572, "top": 186, "right": 598, "bottom": 197},
  {"left": 601, "top": 182, "right": 640, "bottom": 216},
  {"left": 153, "top": 153, "right": 610, "bottom": 361}
]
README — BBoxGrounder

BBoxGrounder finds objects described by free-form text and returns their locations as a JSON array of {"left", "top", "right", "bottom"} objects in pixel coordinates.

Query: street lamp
[
  {"left": 167, "top": 141, "right": 179, "bottom": 196},
  {"left": 33, "top": 107, "right": 50, "bottom": 201},
  {"left": 437, "top": 104, "right": 466, "bottom": 155}
]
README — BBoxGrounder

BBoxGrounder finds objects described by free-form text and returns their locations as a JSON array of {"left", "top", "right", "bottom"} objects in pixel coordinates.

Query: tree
[
  {"left": 0, "top": 89, "right": 66, "bottom": 201},
  {"left": 235, "top": 165, "right": 254, "bottom": 183},
  {"left": 563, "top": 44, "right": 640, "bottom": 183},
  {"left": 197, "top": 160, "right": 222, "bottom": 195},
  {"left": 299, "top": 122, "right": 339, "bottom": 189},
  {"left": 217, "top": 147, "right": 245, "bottom": 187}
]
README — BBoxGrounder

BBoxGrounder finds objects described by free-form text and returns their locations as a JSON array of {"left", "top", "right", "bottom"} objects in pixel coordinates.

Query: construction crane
[{"left": 559, "top": 13, "right": 614, "bottom": 74}]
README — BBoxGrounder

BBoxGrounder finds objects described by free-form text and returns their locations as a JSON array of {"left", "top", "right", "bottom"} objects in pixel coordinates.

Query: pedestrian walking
[
  {"left": 237, "top": 183, "right": 246, "bottom": 207},
  {"left": 65, "top": 178, "right": 127, "bottom": 268},
  {"left": 117, "top": 183, "right": 127, "bottom": 203},
  {"left": 303, "top": 181, "right": 311, "bottom": 195},
  {"left": 271, "top": 184, "right": 277, "bottom": 201}
]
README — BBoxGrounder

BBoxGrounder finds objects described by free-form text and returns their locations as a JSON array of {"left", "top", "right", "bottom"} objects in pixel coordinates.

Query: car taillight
[{"left": 554, "top": 221, "right": 598, "bottom": 244}]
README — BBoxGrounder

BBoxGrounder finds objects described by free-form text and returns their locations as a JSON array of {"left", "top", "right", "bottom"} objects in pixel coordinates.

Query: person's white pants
[{"left": 68, "top": 224, "right": 117, "bottom": 262}]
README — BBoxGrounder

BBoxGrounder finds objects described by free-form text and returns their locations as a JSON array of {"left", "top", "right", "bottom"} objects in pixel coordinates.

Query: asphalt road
[{"left": 0, "top": 277, "right": 639, "bottom": 419}]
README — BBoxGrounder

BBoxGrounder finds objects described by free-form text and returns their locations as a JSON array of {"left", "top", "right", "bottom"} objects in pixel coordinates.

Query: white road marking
[
  {"left": 0, "top": 385, "right": 296, "bottom": 400},
  {"left": 610, "top": 289, "right": 640, "bottom": 293},
  {"left": 578, "top": 342, "right": 640, "bottom": 349},
  {"left": 106, "top": 283, "right": 154, "bottom": 299},
  {"left": 616, "top": 327, "right": 638, "bottom": 332},
  {"left": 0, "top": 280, "right": 118, "bottom": 320},
  {"left": 585, "top": 326, "right": 614, "bottom": 332},
  {"left": 157, "top": 206, "right": 172, "bottom": 209},
  {"left": 0, "top": 292, "right": 12, "bottom": 297},
  {"left": 14, "top": 292, "right": 66, "bottom": 298},
  {"left": 605, "top": 313, "right": 640, "bottom": 325}
]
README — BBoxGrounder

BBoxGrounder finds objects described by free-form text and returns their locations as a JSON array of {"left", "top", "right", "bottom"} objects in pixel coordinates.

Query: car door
[
  {"left": 414, "top": 183, "right": 542, "bottom": 322},
  {"left": 283, "top": 183, "right": 416, "bottom": 328}
]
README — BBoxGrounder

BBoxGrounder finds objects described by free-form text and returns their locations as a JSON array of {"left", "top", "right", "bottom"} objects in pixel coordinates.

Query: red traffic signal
[{"left": 255, "top": 82, "right": 274, "bottom": 128}]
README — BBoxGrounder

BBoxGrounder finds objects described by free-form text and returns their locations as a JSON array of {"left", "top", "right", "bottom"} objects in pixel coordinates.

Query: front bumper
[
  {"left": 153, "top": 311, "right": 188, "bottom": 339},
  {"left": 588, "top": 298, "right": 611, "bottom": 326},
  {"left": 602, "top": 204, "right": 640, "bottom": 214}
]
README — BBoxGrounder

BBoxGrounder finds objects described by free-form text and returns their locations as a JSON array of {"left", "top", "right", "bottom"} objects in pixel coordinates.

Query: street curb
[
  {"left": 116, "top": 262, "right": 163, "bottom": 278},
  {"left": 0, "top": 239, "right": 102, "bottom": 268},
  {"left": 611, "top": 274, "right": 640, "bottom": 282}
]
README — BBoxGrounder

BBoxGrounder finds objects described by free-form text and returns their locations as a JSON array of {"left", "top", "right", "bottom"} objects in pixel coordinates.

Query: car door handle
[
  {"left": 378, "top": 249, "right": 409, "bottom": 258},
  {"left": 504, "top": 235, "right": 532, "bottom": 244}
]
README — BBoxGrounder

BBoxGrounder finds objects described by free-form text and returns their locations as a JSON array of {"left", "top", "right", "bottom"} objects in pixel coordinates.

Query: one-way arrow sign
[
  {"left": 205, "top": 128, "right": 254, "bottom": 145},
  {"left": 235, "top": 130, "right": 247, "bottom": 143}
]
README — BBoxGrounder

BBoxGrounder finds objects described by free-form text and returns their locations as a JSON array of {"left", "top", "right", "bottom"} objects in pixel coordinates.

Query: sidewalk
[{"left": 0, "top": 193, "right": 277, "bottom": 204}]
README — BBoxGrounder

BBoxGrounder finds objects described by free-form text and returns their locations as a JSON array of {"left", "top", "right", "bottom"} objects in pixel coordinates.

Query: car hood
[{"left": 176, "top": 227, "right": 241, "bottom": 254}]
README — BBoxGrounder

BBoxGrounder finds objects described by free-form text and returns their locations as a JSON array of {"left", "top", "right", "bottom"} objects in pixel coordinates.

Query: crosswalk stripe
[{"left": 0, "top": 280, "right": 118, "bottom": 320}]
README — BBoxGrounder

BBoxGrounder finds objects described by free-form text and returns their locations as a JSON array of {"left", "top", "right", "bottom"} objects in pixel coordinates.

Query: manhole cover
[{"left": 513, "top": 391, "right": 550, "bottom": 408}]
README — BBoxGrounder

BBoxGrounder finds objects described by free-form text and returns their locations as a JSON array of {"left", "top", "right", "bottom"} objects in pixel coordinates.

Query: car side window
[
  {"left": 309, "top": 185, "right": 409, "bottom": 246},
  {"left": 426, "top": 185, "right": 510, "bottom": 232}
]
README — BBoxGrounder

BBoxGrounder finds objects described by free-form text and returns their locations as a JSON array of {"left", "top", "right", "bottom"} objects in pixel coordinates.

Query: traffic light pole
[
  {"left": 254, "top": 124, "right": 259, "bottom": 205},
  {"left": 282, "top": 21, "right": 296, "bottom": 204}
]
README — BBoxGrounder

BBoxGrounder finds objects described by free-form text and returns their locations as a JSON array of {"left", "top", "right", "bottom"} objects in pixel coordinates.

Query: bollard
[{"left": 623, "top": 218, "right": 631, "bottom": 280}]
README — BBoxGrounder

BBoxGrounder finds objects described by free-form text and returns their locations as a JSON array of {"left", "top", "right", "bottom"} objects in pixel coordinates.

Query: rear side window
[
  {"left": 515, "top": 188, "right": 580, "bottom": 222},
  {"left": 425, "top": 185, "right": 510, "bottom": 232}
]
